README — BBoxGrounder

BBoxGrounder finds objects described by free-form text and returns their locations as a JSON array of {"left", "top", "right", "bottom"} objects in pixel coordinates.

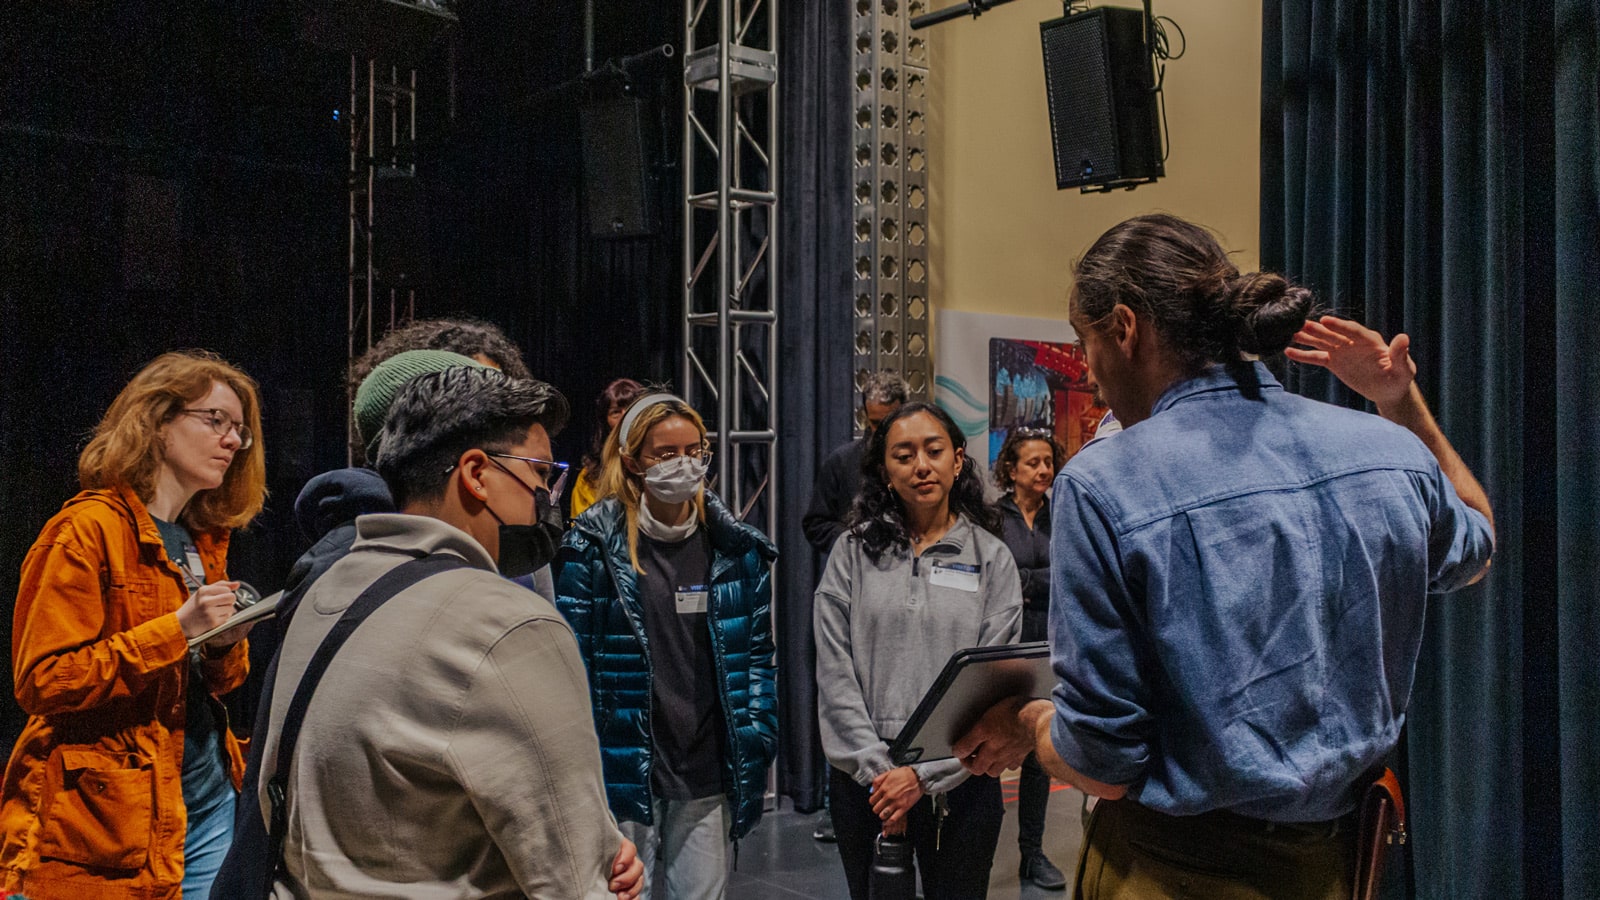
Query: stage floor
[{"left": 728, "top": 778, "right": 1088, "bottom": 899}]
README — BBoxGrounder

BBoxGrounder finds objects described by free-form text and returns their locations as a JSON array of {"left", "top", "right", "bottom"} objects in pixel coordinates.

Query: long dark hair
[
  {"left": 581, "top": 377, "right": 646, "bottom": 479},
  {"left": 1072, "top": 214, "right": 1317, "bottom": 374},
  {"left": 847, "top": 401, "right": 1000, "bottom": 564}
]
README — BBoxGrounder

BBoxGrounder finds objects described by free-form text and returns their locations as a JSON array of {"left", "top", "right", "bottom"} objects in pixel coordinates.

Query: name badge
[
  {"left": 928, "top": 562, "right": 981, "bottom": 593},
  {"left": 675, "top": 585, "right": 709, "bottom": 615},
  {"left": 182, "top": 545, "right": 206, "bottom": 586}
]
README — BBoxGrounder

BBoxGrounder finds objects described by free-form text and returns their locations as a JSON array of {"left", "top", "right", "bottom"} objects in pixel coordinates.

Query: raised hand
[{"left": 1285, "top": 316, "right": 1416, "bottom": 408}]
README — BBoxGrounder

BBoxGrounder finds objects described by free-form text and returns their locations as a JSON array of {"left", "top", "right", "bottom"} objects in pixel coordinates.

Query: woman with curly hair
[
  {"left": 0, "top": 351, "right": 267, "bottom": 900},
  {"left": 991, "top": 427, "right": 1070, "bottom": 890},
  {"left": 347, "top": 316, "right": 532, "bottom": 387},
  {"left": 814, "top": 401, "right": 1022, "bottom": 900}
]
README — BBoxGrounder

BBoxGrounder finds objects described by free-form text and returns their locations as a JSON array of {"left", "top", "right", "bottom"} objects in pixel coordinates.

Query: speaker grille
[
  {"left": 371, "top": 167, "right": 429, "bottom": 286},
  {"left": 580, "top": 96, "right": 654, "bottom": 238},
  {"left": 1041, "top": 13, "right": 1119, "bottom": 187},
  {"left": 1040, "top": 7, "right": 1163, "bottom": 190}
]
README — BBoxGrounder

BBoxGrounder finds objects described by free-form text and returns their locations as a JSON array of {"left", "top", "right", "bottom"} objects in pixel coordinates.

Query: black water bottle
[{"left": 869, "top": 832, "right": 915, "bottom": 900}]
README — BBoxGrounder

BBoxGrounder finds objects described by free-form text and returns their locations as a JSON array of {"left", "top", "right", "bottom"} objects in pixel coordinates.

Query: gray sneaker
[{"left": 812, "top": 811, "right": 836, "bottom": 843}]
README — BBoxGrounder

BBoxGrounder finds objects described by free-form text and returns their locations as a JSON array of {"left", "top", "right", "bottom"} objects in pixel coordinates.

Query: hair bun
[{"left": 1227, "top": 272, "right": 1313, "bottom": 356}]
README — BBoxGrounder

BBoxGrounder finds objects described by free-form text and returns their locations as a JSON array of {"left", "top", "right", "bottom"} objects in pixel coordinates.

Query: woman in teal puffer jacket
[{"left": 555, "top": 393, "right": 777, "bottom": 900}]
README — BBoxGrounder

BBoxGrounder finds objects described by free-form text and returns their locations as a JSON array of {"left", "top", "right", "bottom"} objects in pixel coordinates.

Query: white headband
[{"left": 616, "top": 393, "right": 686, "bottom": 449}]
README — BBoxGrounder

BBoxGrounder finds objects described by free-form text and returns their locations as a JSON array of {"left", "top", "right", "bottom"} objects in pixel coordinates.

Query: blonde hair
[
  {"left": 79, "top": 350, "right": 267, "bottom": 532},
  {"left": 598, "top": 397, "right": 708, "bottom": 573}
]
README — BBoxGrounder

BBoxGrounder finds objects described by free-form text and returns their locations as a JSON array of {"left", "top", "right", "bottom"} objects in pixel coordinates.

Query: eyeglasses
[
  {"left": 179, "top": 408, "right": 253, "bottom": 450},
  {"left": 486, "top": 452, "right": 571, "bottom": 502},
  {"left": 639, "top": 445, "right": 712, "bottom": 468}
]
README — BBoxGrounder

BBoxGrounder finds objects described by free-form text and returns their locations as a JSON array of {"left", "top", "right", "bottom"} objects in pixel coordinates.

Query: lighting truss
[{"left": 681, "top": 0, "right": 779, "bottom": 534}]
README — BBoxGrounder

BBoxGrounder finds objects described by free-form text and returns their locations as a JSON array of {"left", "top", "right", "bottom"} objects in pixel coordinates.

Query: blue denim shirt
[{"left": 1048, "top": 363, "right": 1493, "bottom": 822}]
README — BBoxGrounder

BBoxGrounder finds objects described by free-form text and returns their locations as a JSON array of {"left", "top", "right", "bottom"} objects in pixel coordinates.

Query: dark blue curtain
[
  {"left": 1261, "top": 2, "right": 1599, "bottom": 897},
  {"left": 772, "top": 0, "right": 855, "bottom": 812}
]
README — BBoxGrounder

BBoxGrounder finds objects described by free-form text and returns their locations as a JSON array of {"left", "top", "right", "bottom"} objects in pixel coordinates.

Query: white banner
[{"left": 932, "top": 308, "right": 1078, "bottom": 465}]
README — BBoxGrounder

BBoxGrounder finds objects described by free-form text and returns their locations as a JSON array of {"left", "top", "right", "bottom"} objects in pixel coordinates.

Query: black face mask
[{"left": 492, "top": 487, "right": 565, "bottom": 579}]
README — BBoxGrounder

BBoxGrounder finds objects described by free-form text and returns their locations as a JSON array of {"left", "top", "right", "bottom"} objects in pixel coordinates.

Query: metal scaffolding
[
  {"left": 337, "top": 0, "right": 457, "bottom": 464},
  {"left": 681, "top": 0, "right": 778, "bottom": 535},
  {"left": 853, "top": 0, "right": 933, "bottom": 427},
  {"left": 347, "top": 56, "right": 419, "bottom": 464}
]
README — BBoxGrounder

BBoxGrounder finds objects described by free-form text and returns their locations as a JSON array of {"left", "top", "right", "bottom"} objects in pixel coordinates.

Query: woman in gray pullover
[{"left": 814, "top": 402, "right": 1023, "bottom": 900}]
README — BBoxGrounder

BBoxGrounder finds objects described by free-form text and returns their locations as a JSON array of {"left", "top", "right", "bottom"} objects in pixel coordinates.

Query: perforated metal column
[
  {"left": 852, "top": 0, "right": 933, "bottom": 430},
  {"left": 682, "top": 0, "right": 779, "bottom": 535}
]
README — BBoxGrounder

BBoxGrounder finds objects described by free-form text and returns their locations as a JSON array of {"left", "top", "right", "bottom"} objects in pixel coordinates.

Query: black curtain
[
  {"left": 436, "top": 0, "right": 682, "bottom": 458},
  {"left": 772, "top": 1, "right": 855, "bottom": 812},
  {"left": 1261, "top": 2, "right": 1599, "bottom": 897},
  {"left": 0, "top": 3, "right": 349, "bottom": 750}
]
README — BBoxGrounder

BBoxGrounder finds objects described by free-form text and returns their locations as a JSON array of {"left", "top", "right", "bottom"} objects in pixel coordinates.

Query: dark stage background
[
  {"left": 6, "top": 5, "right": 1598, "bottom": 897},
  {"left": 0, "top": 0, "right": 854, "bottom": 806}
]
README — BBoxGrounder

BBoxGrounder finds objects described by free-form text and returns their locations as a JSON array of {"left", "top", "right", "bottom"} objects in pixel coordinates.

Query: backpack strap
[{"left": 263, "top": 554, "right": 467, "bottom": 892}]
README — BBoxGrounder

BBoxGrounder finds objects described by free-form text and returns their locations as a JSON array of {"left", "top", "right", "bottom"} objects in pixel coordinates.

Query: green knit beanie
[{"left": 354, "top": 349, "right": 491, "bottom": 458}]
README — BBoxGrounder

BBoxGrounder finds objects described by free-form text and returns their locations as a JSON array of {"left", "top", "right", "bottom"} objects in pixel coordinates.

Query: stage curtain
[
  {"left": 1261, "top": 1, "right": 1599, "bottom": 897},
  {"left": 772, "top": 0, "right": 855, "bottom": 812}
]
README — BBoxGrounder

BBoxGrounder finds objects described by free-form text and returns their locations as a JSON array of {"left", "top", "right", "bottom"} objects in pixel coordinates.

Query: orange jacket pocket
[{"left": 37, "top": 747, "right": 154, "bottom": 871}]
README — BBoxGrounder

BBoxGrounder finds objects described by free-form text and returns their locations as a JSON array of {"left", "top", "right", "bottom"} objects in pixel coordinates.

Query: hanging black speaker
[
  {"left": 371, "top": 167, "right": 430, "bottom": 286},
  {"left": 580, "top": 95, "right": 656, "bottom": 238},
  {"left": 1039, "top": 7, "right": 1163, "bottom": 190}
]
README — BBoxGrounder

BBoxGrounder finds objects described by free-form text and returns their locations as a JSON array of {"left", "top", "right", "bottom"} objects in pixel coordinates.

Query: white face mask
[{"left": 643, "top": 455, "right": 708, "bottom": 505}]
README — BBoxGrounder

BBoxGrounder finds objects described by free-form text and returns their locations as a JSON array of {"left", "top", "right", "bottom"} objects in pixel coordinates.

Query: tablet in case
[{"left": 889, "top": 641, "right": 1054, "bottom": 766}]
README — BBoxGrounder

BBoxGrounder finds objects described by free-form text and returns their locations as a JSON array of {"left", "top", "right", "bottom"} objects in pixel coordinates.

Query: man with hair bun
[{"left": 954, "top": 214, "right": 1495, "bottom": 897}]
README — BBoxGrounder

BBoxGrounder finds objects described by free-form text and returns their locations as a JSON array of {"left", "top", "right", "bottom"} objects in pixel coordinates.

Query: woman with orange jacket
[{"left": 0, "top": 351, "right": 267, "bottom": 900}]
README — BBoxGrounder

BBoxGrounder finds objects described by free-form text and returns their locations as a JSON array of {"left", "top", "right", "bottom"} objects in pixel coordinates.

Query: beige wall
[{"left": 927, "top": 0, "right": 1263, "bottom": 322}]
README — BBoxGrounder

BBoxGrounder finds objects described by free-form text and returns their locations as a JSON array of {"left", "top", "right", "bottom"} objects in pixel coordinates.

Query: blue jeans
[
  {"left": 618, "top": 795, "right": 730, "bottom": 900},
  {"left": 181, "top": 781, "right": 237, "bottom": 900}
]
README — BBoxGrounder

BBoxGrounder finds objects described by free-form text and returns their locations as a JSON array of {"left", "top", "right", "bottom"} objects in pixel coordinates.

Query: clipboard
[{"left": 889, "top": 642, "right": 1053, "bottom": 765}]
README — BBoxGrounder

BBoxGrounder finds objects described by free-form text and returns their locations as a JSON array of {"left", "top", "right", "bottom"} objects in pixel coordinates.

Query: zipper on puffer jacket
[
  {"left": 590, "top": 523, "right": 658, "bottom": 828},
  {"left": 704, "top": 570, "right": 744, "bottom": 842}
]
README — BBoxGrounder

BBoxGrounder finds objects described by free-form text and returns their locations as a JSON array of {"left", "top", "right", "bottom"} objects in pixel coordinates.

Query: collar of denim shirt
[{"left": 1149, "top": 361, "right": 1285, "bottom": 420}]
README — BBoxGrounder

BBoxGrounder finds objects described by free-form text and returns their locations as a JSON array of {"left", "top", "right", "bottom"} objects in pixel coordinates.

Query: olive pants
[{"left": 1075, "top": 798, "right": 1356, "bottom": 900}]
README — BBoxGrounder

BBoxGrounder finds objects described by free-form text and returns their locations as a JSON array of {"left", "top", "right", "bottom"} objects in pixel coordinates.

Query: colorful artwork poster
[{"left": 987, "top": 338, "right": 1108, "bottom": 466}]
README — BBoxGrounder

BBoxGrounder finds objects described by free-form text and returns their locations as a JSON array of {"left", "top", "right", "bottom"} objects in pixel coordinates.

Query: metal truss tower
[
  {"left": 336, "top": 0, "right": 458, "bottom": 464},
  {"left": 681, "top": 0, "right": 778, "bottom": 535},
  {"left": 853, "top": 0, "right": 933, "bottom": 427},
  {"left": 348, "top": 56, "right": 418, "bottom": 464}
]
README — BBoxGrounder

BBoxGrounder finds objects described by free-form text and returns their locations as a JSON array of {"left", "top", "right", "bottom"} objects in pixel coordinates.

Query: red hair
[{"left": 79, "top": 351, "right": 267, "bottom": 532}]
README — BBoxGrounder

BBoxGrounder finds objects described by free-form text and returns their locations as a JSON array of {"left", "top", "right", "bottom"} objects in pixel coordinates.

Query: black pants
[
  {"left": 1016, "top": 607, "right": 1051, "bottom": 856},
  {"left": 830, "top": 765, "right": 1004, "bottom": 900},
  {"left": 1017, "top": 752, "right": 1050, "bottom": 856}
]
